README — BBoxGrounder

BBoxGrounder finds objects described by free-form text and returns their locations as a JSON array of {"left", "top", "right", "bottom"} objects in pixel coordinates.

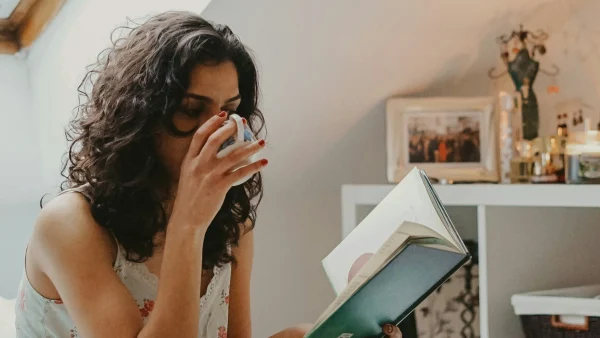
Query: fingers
[
  {"left": 198, "top": 119, "right": 238, "bottom": 160},
  {"left": 219, "top": 139, "right": 266, "bottom": 171},
  {"left": 187, "top": 111, "right": 229, "bottom": 158},
  {"left": 224, "top": 158, "right": 268, "bottom": 186},
  {"left": 382, "top": 324, "right": 402, "bottom": 338}
]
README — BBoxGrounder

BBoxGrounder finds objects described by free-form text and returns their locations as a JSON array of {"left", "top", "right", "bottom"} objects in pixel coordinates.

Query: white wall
[
  {"left": 0, "top": 54, "right": 41, "bottom": 297},
  {"left": 201, "top": 0, "right": 600, "bottom": 336},
  {"left": 0, "top": 55, "right": 39, "bottom": 202}
]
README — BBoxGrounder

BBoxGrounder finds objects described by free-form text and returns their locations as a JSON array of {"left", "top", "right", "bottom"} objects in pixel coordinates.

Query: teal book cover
[{"left": 306, "top": 243, "right": 469, "bottom": 338}]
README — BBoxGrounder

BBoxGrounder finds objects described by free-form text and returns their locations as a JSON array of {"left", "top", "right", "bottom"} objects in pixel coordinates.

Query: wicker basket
[{"left": 512, "top": 285, "right": 600, "bottom": 338}]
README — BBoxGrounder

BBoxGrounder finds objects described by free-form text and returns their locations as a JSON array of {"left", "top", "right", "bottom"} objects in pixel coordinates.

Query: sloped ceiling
[{"left": 0, "top": 0, "right": 65, "bottom": 53}]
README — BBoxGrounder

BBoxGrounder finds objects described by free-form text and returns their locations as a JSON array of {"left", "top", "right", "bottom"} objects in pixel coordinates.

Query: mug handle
[{"left": 229, "top": 114, "right": 245, "bottom": 145}]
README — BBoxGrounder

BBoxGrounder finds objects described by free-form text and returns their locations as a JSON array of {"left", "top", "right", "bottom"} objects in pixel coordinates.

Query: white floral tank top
[{"left": 14, "top": 237, "right": 231, "bottom": 338}]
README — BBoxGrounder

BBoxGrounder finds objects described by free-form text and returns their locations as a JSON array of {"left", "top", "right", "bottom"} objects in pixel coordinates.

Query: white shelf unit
[{"left": 341, "top": 184, "right": 600, "bottom": 338}]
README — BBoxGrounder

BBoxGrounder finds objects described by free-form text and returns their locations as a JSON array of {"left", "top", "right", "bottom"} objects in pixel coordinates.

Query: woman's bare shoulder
[{"left": 30, "top": 192, "right": 117, "bottom": 270}]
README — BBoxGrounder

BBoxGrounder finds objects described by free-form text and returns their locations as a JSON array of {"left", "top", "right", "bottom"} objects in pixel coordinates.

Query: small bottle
[
  {"left": 498, "top": 92, "right": 516, "bottom": 183},
  {"left": 562, "top": 113, "right": 569, "bottom": 137},
  {"left": 557, "top": 114, "right": 565, "bottom": 136}
]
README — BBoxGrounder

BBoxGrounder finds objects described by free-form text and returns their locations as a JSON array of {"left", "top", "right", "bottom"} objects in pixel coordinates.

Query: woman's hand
[{"left": 170, "top": 112, "right": 266, "bottom": 231}]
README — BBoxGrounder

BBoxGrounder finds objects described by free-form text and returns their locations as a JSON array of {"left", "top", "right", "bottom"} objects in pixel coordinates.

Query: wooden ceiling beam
[
  {"left": 10, "top": 0, "right": 39, "bottom": 27},
  {"left": 0, "top": 0, "right": 66, "bottom": 54},
  {"left": 17, "top": 0, "right": 66, "bottom": 49}
]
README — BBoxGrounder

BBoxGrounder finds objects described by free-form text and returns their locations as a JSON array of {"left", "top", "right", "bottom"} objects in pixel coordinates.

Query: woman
[{"left": 15, "top": 11, "right": 402, "bottom": 338}]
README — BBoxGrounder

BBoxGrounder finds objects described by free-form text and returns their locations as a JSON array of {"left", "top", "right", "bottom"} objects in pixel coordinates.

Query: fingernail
[
  {"left": 218, "top": 111, "right": 227, "bottom": 117},
  {"left": 258, "top": 139, "right": 265, "bottom": 146},
  {"left": 242, "top": 118, "right": 247, "bottom": 125},
  {"left": 260, "top": 159, "right": 268, "bottom": 166}
]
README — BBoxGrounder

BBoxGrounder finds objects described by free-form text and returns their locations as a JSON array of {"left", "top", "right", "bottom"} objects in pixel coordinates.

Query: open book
[{"left": 305, "top": 167, "right": 470, "bottom": 338}]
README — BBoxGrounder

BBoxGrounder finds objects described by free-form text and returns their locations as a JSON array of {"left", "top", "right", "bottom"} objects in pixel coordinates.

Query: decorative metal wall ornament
[{"left": 489, "top": 25, "right": 560, "bottom": 140}]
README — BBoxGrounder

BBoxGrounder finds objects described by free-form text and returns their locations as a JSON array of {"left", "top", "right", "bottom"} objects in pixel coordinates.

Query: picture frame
[{"left": 386, "top": 97, "right": 498, "bottom": 183}]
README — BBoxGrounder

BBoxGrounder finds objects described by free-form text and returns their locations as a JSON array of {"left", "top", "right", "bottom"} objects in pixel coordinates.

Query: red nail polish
[
  {"left": 258, "top": 139, "right": 265, "bottom": 146},
  {"left": 218, "top": 111, "right": 226, "bottom": 117},
  {"left": 260, "top": 159, "right": 268, "bottom": 166},
  {"left": 242, "top": 118, "right": 247, "bottom": 125}
]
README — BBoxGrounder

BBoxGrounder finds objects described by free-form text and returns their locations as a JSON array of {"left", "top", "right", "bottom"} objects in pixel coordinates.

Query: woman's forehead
[{"left": 187, "top": 62, "right": 239, "bottom": 101}]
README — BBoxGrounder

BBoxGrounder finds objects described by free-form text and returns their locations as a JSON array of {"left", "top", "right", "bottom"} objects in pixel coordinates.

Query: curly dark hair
[{"left": 59, "top": 11, "right": 264, "bottom": 269}]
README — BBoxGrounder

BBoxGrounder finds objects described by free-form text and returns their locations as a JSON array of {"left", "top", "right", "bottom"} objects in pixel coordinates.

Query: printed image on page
[
  {"left": 323, "top": 208, "right": 418, "bottom": 296},
  {"left": 347, "top": 253, "right": 374, "bottom": 283}
]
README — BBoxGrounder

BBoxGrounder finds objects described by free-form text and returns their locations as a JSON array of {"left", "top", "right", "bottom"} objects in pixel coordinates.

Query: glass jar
[
  {"left": 510, "top": 140, "right": 534, "bottom": 183},
  {"left": 565, "top": 131, "right": 600, "bottom": 184},
  {"left": 530, "top": 135, "right": 566, "bottom": 184}
]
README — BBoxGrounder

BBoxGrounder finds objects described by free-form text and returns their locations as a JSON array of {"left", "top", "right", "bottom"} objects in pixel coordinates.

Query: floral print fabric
[{"left": 14, "top": 241, "right": 231, "bottom": 337}]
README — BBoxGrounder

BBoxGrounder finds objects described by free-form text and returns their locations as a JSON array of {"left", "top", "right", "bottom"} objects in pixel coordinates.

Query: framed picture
[{"left": 386, "top": 97, "right": 498, "bottom": 183}]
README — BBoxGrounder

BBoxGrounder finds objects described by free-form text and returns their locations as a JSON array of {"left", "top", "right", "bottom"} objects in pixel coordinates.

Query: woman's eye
[{"left": 180, "top": 109, "right": 203, "bottom": 118}]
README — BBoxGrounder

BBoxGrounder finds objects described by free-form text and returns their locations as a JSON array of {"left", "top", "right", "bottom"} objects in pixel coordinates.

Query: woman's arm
[
  {"left": 141, "top": 218, "right": 207, "bottom": 337},
  {"left": 31, "top": 195, "right": 145, "bottom": 338},
  {"left": 228, "top": 225, "right": 254, "bottom": 337}
]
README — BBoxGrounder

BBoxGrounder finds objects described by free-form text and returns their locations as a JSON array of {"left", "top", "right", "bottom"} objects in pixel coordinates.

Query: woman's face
[{"left": 155, "top": 61, "right": 241, "bottom": 183}]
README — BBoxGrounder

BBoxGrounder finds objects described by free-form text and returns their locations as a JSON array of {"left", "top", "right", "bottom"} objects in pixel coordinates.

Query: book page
[
  {"left": 322, "top": 208, "right": 418, "bottom": 296},
  {"left": 420, "top": 243, "right": 461, "bottom": 253},
  {"left": 420, "top": 170, "right": 466, "bottom": 252},
  {"left": 323, "top": 167, "right": 455, "bottom": 295},
  {"left": 397, "top": 222, "right": 458, "bottom": 251}
]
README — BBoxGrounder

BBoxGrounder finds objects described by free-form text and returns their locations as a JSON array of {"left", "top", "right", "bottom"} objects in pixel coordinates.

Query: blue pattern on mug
[{"left": 219, "top": 125, "right": 255, "bottom": 152}]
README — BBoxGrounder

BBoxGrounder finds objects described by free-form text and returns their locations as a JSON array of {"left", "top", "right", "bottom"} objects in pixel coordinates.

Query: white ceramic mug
[{"left": 217, "top": 114, "right": 260, "bottom": 186}]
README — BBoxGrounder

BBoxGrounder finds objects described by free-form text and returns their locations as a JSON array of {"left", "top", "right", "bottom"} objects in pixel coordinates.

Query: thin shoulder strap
[
  {"left": 109, "top": 230, "right": 125, "bottom": 267},
  {"left": 57, "top": 184, "right": 92, "bottom": 203}
]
